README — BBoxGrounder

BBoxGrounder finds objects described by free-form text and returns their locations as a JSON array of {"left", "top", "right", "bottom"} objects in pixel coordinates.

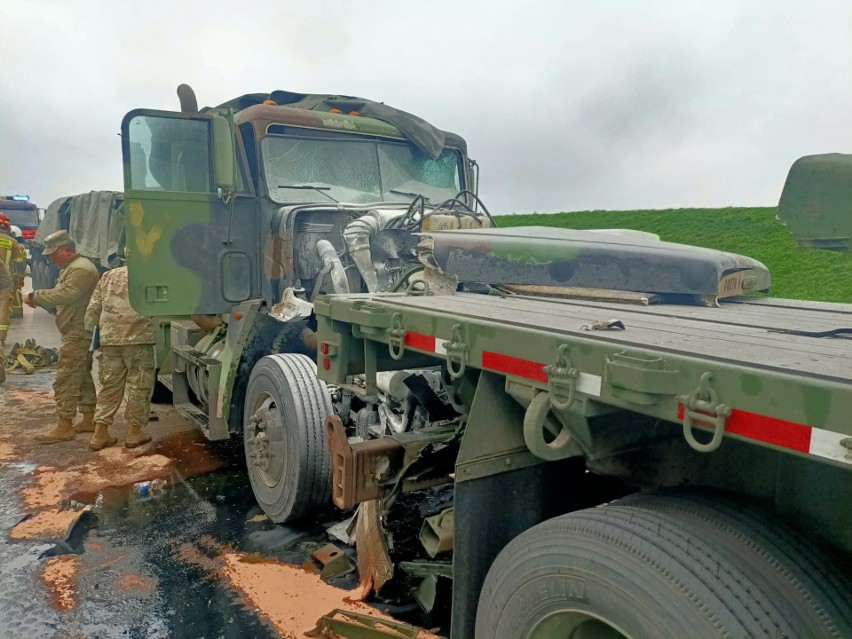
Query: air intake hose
[{"left": 315, "top": 240, "right": 350, "bottom": 294}]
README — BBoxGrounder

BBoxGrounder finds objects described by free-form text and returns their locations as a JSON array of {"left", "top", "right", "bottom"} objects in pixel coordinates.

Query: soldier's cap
[{"left": 42, "top": 230, "right": 74, "bottom": 255}]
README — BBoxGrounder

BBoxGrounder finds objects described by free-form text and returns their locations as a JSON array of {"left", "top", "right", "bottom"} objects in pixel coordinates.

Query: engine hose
[{"left": 315, "top": 239, "right": 350, "bottom": 294}]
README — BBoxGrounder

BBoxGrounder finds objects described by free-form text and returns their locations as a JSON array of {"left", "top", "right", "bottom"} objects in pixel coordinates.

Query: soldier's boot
[
  {"left": 88, "top": 422, "right": 117, "bottom": 451},
  {"left": 73, "top": 411, "right": 96, "bottom": 433},
  {"left": 36, "top": 418, "right": 77, "bottom": 444},
  {"left": 125, "top": 423, "right": 152, "bottom": 449}
]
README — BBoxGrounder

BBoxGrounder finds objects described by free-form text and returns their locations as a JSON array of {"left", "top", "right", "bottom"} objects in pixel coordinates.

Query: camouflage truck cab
[{"left": 121, "top": 85, "right": 484, "bottom": 516}]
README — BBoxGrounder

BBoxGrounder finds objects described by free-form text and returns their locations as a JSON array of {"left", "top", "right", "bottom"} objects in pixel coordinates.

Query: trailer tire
[
  {"left": 476, "top": 490, "right": 852, "bottom": 639},
  {"left": 243, "top": 354, "right": 332, "bottom": 523}
]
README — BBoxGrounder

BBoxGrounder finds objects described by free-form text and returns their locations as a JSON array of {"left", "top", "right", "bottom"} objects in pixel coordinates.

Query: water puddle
[
  {"left": 1, "top": 451, "right": 282, "bottom": 638},
  {"left": 2, "top": 433, "right": 445, "bottom": 637}
]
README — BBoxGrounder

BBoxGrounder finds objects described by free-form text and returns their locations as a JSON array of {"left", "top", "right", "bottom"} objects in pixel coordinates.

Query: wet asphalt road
[
  {"left": 0, "top": 291, "right": 438, "bottom": 639},
  {"left": 0, "top": 296, "right": 298, "bottom": 638},
  {"left": 0, "top": 453, "right": 282, "bottom": 639}
]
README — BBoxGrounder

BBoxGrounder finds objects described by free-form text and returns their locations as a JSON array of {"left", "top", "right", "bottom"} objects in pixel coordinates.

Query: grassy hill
[{"left": 497, "top": 207, "right": 852, "bottom": 303}]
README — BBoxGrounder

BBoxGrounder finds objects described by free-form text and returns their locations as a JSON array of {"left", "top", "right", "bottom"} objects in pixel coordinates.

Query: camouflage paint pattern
[
  {"left": 421, "top": 226, "right": 771, "bottom": 301},
  {"left": 122, "top": 100, "right": 470, "bottom": 318},
  {"left": 84, "top": 266, "right": 155, "bottom": 345},
  {"left": 94, "top": 344, "right": 155, "bottom": 430},
  {"left": 31, "top": 254, "right": 99, "bottom": 418},
  {"left": 315, "top": 292, "right": 852, "bottom": 455},
  {"left": 314, "top": 288, "right": 852, "bottom": 565},
  {"left": 121, "top": 93, "right": 474, "bottom": 428},
  {"left": 33, "top": 255, "right": 99, "bottom": 338},
  {"left": 54, "top": 336, "right": 97, "bottom": 419}
]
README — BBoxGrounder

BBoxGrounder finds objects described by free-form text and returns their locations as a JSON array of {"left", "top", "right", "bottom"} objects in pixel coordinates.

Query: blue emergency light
[{"left": 10, "top": 195, "right": 29, "bottom": 201}]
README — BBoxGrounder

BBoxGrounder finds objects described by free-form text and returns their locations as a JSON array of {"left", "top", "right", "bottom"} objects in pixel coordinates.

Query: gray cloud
[{"left": 2, "top": 0, "right": 852, "bottom": 214}]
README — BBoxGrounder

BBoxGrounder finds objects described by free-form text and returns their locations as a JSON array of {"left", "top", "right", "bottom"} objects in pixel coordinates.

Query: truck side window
[{"left": 127, "top": 115, "right": 212, "bottom": 193}]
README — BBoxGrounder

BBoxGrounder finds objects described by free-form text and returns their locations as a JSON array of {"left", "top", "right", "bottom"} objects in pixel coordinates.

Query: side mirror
[
  {"left": 211, "top": 114, "right": 236, "bottom": 195},
  {"left": 468, "top": 158, "right": 480, "bottom": 201},
  {"left": 38, "top": 208, "right": 45, "bottom": 222}
]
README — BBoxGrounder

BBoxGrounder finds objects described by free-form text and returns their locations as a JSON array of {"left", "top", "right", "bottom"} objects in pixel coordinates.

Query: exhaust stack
[{"left": 177, "top": 84, "right": 199, "bottom": 113}]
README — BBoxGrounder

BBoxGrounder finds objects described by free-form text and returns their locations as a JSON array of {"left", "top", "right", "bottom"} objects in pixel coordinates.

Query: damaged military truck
[
  {"left": 122, "top": 86, "right": 852, "bottom": 638},
  {"left": 120, "top": 84, "right": 491, "bottom": 523}
]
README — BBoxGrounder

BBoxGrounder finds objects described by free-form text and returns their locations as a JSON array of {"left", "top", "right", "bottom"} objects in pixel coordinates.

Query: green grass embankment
[{"left": 498, "top": 207, "right": 852, "bottom": 303}]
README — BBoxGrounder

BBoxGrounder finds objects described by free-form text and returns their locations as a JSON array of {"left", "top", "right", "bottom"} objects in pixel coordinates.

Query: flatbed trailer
[{"left": 315, "top": 289, "right": 852, "bottom": 639}]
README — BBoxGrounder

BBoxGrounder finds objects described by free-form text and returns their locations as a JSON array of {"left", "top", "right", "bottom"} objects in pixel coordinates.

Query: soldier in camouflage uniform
[
  {"left": 0, "top": 213, "right": 27, "bottom": 322},
  {"left": 25, "top": 230, "right": 100, "bottom": 443},
  {"left": 0, "top": 258, "right": 12, "bottom": 384},
  {"left": 84, "top": 265, "right": 156, "bottom": 450}
]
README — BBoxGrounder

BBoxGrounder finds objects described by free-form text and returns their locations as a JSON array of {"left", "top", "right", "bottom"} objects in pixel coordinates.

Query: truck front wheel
[
  {"left": 243, "top": 354, "right": 332, "bottom": 523},
  {"left": 476, "top": 490, "right": 852, "bottom": 639}
]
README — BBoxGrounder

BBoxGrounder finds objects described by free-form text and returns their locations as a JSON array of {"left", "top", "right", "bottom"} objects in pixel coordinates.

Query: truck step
[
  {"left": 174, "top": 401, "right": 209, "bottom": 429},
  {"left": 170, "top": 319, "right": 204, "bottom": 347},
  {"left": 157, "top": 373, "right": 173, "bottom": 391},
  {"left": 172, "top": 344, "right": 221, "bottom": 368}
]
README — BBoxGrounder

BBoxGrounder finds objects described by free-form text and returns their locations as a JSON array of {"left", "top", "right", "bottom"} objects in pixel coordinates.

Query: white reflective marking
[
  {"left": 809, "top": 427, "right": 852, "bottom": 465},
  {"left": 577, "top": 373, "right": 602, "bottom": 397},
  {"left": 434, "top": 338, "right": 447, "bottom": 355}
]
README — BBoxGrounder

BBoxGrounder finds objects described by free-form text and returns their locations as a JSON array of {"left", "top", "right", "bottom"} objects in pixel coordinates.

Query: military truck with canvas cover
[
  {"left": 122, "top": 87, "right": 852, "bottom": 638},
  {"left": 32, "top": 191, "right": 125, "bottom": 290}
]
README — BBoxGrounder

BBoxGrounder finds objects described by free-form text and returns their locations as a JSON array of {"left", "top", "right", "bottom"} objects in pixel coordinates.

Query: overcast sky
[{"left": 2, "top": 0, "right": 851, "bottom": 215}]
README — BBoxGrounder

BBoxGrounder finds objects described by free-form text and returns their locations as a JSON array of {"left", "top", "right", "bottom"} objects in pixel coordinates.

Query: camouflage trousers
[
  {"left": 54, "top": 335, "right": 97, "bottom": 419},
  {"left": 94, "top": 344, "right": 155, "bottom": 429}
]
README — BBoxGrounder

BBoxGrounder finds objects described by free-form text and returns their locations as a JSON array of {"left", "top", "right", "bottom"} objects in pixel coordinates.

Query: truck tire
[
  {"left": 243, "top": 354, "right": 332, "bottom": 523},
  {"left": 476, "top": 490, "right": 852, "bottom": 639}
]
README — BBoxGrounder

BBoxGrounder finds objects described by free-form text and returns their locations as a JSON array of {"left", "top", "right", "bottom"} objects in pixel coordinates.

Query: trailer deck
[
  {"left": 381, "top": 293, "right": 852, "bottom": 381},
  {"left": 317, "top": 291, "right": 852, "bottom": 468}
]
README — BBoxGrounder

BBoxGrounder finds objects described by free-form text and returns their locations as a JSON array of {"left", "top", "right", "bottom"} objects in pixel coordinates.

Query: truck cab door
[{"left": 121, "top": 109, "right": 258, "bottom": 317}]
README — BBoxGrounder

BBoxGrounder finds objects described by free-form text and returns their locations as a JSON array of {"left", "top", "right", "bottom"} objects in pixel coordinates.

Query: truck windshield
[
  {"left": 1, "top": 207, "right": 39, "bottom": 228},
  {"left": 261, "top": 135, "right": 463, "bottom": 205}
]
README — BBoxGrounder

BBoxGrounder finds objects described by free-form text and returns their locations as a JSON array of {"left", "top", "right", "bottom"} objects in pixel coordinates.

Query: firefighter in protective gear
[
  {"left": 26, "top": 230, "right": 100, "bottom": 443},
  {"left": 0, "top": 213, "right": 26, "bottom": 321}
]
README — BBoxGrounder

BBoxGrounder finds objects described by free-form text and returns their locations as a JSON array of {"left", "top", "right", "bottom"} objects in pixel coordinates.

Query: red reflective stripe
[
  {"left": 405, "top": 332, "right": 436, "bottom": 352},
  {"left": 482, "top": 351, "right": 547, "bottom": 383},
  {"left": 725, "top": 409, "right": 812, "bottom": 452},
  {"left": 677, "top": 404, "right": 812, "bottom": 453}
]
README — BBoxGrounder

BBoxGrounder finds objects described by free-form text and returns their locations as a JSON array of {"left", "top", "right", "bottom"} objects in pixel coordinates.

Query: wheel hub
[
  {"left": 249, "top": 413, "right": 271, "bottom": 471},
  {"left": 247, "top": 394, "right": 285, "bottom": 489}
]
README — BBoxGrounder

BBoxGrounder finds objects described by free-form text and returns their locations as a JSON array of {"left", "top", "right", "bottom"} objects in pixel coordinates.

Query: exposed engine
[
  {"left": 183, "top": 192, "right": 492, "bottom": 442},
  {"left": 278, "top": 193, "right": 492, "bottom": 441}
]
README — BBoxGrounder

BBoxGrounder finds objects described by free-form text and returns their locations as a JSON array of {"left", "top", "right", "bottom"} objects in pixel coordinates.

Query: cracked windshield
[{"left": 263, "top": 135, "right": 462, "bottom": 204}]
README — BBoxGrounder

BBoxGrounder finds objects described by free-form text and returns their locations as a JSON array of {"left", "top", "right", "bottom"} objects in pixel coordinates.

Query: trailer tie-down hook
[
  {"left": 443, "top": 323, "right": 468, "bottom": 379},
  {"left": 677, "top": 371, "right": 731, "bottom": 453},
  {"left": 523, "top": 391, "right": 574, "bottom": 460},
  {"left": 387, "top": 312, "right": 407, "bottom": 361},
  {"left": 544, "top": 344, "right": 579, "bottom": 410}
]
